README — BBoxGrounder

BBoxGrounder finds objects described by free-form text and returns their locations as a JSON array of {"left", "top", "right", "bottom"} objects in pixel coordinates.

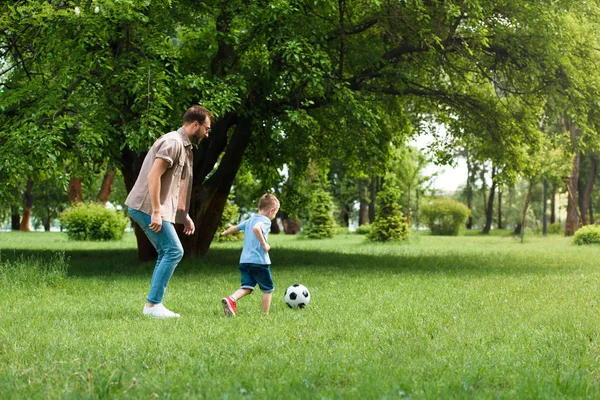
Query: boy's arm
[
  {"left": 221, "top": 226, "right": 240, "bottom": 236},
  {"left": 253, "top": 224, "right": 270, "bottom": 253}
]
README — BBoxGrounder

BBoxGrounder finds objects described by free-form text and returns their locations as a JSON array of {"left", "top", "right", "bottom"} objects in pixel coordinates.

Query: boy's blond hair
[{"left": 258, "top": 193, "right": 279, "bottom": 211}]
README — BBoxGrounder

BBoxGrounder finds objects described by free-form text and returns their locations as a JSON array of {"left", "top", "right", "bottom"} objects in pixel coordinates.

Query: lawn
[{"left": 1, "top": 231, "right": 600, "bottom": 399}]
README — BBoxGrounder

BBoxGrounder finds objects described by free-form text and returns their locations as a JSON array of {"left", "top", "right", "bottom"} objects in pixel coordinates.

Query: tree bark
[
  {"left": 19, "top": 179, "right": 34, "bottom": 231},
  {"left": 121, "top": 146, "right": 157, "bottom": 262},
  {"left": 368, "top": 176, "right": 377, "bottom": 224},
  {"left": 97, "top": 168, "right": 117, "bottom": 204},
  {"left": 282, "top": 214, "right": 300, "bottom": 234},
  {"left": 67, "top": 177, "right": 83, "bottom": 204},
  {"left": 482, "top": 167, "right": 496, "bottom": 234},
  {"left": 406, "top": 184, "right": 412, "bottom": 226},
  {"left": 542, "top": 180, "right": 548, "bottom": 236},
  {"left": 465, "top": 155, "right": 473, "bottom": 229},
  {"left": 580, "top": 155, "right": 597, "bottom": 226},
  {"left": 497, "top": 190, "right": 503, "bottom": 229},
  {"left": 520, "top": 182, "right": 533, "bottom": 243},
  {"left": 564, "top": 117, "right": 580, "bottom": 236},
  {"left": 550, "top": 184, "right": 556, "bottom": 224},
  {"left": 183, "top": 115, "right": 254, "bottom": 256},
  {"left": 358, "top": 179, "right": 369, "bottom": 225},
  {"left": 270, "top": 217, "right": 281, "bottom": 234},
  {"left": 11, "top": 206, "right": 20, "bottom": 231}
]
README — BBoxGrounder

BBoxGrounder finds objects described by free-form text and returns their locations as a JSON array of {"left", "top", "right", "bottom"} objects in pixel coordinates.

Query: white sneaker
[{"left": 143, "top": 303, "right": 181, "bottom": 318}]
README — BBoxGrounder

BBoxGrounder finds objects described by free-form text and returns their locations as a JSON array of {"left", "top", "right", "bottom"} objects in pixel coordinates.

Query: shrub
[
  {"left": 303, "top": 185, "right": 335, "bottom": 239},
  {"left": 215, "top": 197, "right": 244, "bottom": 242},
  {"left": 355, "top": 224, "right": 371, "bottom": 235},
  {"left": 420, "top": 198, "right": 470, "bottom": 236},
  {"left": 548, "top": 222, "right": 562, "bottom": 235},
  {"left": 367, "top": 177, "right": 409, "bottom": 242},
  {"left": 573, "top": 225, "right": 600, "bottom": 245},
  {"left": 60, "top": 202, "right": 128, "bottom": 241}
]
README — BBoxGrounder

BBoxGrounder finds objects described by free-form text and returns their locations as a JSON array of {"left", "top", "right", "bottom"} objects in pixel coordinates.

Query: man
[{"left": 126, "top": 105, "right": 212, "bottom": 318}]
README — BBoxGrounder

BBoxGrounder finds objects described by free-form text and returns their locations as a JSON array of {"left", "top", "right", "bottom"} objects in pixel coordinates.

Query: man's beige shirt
[{"left": 125, "top": 128, "right": 193, "bottom": 224}]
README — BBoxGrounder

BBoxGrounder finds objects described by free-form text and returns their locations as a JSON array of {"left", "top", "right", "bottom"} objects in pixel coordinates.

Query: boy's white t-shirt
[{"left": 237, "top": 214, "right": 272, "bottom": 265}]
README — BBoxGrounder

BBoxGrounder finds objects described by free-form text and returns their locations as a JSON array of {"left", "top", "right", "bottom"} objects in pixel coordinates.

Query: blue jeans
[{"left": 128, "top": 207, "right": 184, "bottom": 304}]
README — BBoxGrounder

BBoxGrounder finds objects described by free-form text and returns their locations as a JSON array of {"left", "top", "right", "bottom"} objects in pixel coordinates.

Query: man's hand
[
  {"left": 149, "top": 211, "right": 162, "bottom": 232},
  {"left": 183, "top": 214, "right": 195, "bottom": 235}
]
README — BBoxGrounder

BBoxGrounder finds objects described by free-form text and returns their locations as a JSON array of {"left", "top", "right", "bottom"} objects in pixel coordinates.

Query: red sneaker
[{"left": 222, "top": 296, "right": 236, "bottom": 316}]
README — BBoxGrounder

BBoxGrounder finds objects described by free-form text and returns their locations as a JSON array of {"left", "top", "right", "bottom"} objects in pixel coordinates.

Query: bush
[
  {"left": 548, "top": 222, "right": 562, "bottom": 235},
  {"left": 60, "top": 202, "right": 128, "bottom": 241},
  {"left": 420, "top": 198, "right": 470, "bottom": 236},
  {"left": 355, "top": 224, "right": 371, "bottom": 235},
  {"left": 215, "top": 197, "right": 243, "bottom": 242},
  {"left": 573, "top": 225, "right": 600, "bottom": 245},
  {"left": 367, "top": 177, "right": 409, "bottom": 242},
  {"left": 303, "top": 185, "right": 335, "bottom": 239}
]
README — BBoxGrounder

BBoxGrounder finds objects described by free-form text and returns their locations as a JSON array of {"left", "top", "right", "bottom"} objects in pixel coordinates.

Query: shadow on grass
[{"left": 0, "top": 245, "right": 565, "bottom": 279}]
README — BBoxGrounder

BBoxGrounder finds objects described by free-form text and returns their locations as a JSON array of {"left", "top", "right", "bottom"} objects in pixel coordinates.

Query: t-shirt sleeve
[
  {"left": 259, "top": 218, "right": 271, "bottom": 233},
  {"left": 237, "top": 220, "right": 247, "bottom": 232},
  {"left": 153, "top": 138, "right": 181, "bottom": 168}
]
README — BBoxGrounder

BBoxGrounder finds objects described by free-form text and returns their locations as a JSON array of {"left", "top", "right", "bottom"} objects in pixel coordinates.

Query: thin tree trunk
[
  {"left": 465, "top": 156, "right": 473, "bottom": 229},
  {"left": 520, "top": 183, "right": 533, "bottom": 243},
  {"left": 406, "top": 184, "right": 411, "bottom": 226},
  {"left": 482, "top": 167, "right": 497, "bottom": 234},
  {"left": 358, "top": 179, "right": 369, "bottom": 225},
  {"left": 543, "top": 180, "right": 548, "bottom": 236},
  {"left": 581, "top": 156, "right": 597, "bottom": 226},
  {"left": 368, "top": 176, "right": 377, "bottom": 224},
  {"left": 497, "top": 190, "right": 503, "bottom": 229},
  {"left": 550, "top": 184, "right": 556, "bottom": 224},
  {"left": 20, "top": 179, "right": 34, "bottom": 231},
  {"left": 43, "top": 208, "right": 51, "bottom": 232},
  {"left": 11, "top": 206, "right": 20, "bottom": 231},
  {"left": 97, "top": 168, "right": 117, "bottom": 204},
  {"left": 67, "top": 177, "right": 83, "bottom": 204},
  {"left": 564, "top": 115, "right": 581, "bottom": 236}
]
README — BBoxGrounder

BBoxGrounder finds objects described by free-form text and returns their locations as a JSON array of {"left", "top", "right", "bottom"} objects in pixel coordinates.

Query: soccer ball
[{"left": 284, "top": 284, "right": 310, "bottom": 308}]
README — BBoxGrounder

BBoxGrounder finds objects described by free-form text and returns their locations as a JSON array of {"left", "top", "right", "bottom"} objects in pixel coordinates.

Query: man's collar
[{"left": 177, "top": 127, "right": 192, "bottom": 148}]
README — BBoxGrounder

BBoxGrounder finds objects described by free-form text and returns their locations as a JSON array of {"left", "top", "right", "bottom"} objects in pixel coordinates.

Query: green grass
[{"left": 2, "top": 231, "right": 600, "bottom": 399}]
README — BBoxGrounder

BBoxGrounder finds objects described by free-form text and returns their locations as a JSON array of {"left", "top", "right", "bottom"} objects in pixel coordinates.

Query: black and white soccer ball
[{"left": 284, "top": 284, "right": 310, "bottom": 308}]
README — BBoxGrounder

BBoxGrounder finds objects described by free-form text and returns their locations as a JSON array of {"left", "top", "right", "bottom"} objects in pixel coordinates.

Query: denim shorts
[{"left": 239, "top": 263, "right": 274, "bottom": 293}]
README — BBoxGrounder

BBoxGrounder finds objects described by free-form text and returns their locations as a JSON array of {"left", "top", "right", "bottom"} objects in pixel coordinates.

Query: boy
[{"left": 220, "top": 194, "right": 280, "bottom": 316}]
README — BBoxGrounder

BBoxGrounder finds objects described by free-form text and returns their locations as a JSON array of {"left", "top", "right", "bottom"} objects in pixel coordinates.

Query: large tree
[{"left": 3, "top": 0, "right": 600, "bottom": 258}]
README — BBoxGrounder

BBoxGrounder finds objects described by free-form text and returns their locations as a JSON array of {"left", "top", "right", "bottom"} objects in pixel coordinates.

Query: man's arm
[{"left": 147, "top": 158, "right": 169, "bottom": 232}]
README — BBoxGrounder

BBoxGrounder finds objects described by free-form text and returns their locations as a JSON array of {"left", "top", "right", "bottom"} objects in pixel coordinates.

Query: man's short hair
[
  {"left": 183, "top": 105, "right": 213, "bottom": 124},
  {"left": 258, "top": 194, "right": 279, "bottom": 211}
]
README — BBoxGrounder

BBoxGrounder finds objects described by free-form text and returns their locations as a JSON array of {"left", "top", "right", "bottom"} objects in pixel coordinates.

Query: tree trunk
[
  {"left": 497, "top": 190, "right": 503, "bottom": 229},
  {"left": 183, "top": 114, "right": 254, "bottom": 256},
  {"left": 580, "top": 155, "right": 597, "bottom": 226},
  {"left": 282, "top": 215, "right": 300, "bottom": 234},
  {"left": 368, "top": 176, "right": 377, "bottom": 224},
  {"left": 465, "top": 157, "right": 473, "bottom": 229},
  {"left": 542, "top": 180, "right": 548, "bottom": 236},
  {"left": 358, "top": 179, "right": 369, "bottom": 225},
  {"left": 406, "top": 184, "right": 412, "bottom": 226},
  {"left": 19, "top": 179, "right": 34, "bottom": 231},
  {"left": 97, "top": 168, "right": 117, "bottom": 204},
  {"left": 43, "top": 209, "right": 51, "bottom": 232},
  {"left": 11, "top": 206, "right": 20, "bottom": 231},
  {"left": 520, "top": 183, "right": 533, "bottom": 243},
  {"left": 550, "top": 184, "right": 556, "bottom": 224},
  {"left": 270, "top": 217, "right": 281, "bottom": 234},
  {"left": 564, "top": 117, "right": 580, "bottom": 236},
  {"left": 121, "top": 146, "right": 157, "bottom": 262},
  {"left": 482, "top": 167, "right": 496, "bottom": 234},
  {"left": 67, "top": 177, "right": 83, "bottom": 204}
]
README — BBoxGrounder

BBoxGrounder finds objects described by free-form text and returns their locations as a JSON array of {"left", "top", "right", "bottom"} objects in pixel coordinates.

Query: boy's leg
[
  {"left": 261, "top": 292, "right": 272, "bottom": 314},
  {"left": 232, "top": 288, "right": 253, "bottom": 301}
]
